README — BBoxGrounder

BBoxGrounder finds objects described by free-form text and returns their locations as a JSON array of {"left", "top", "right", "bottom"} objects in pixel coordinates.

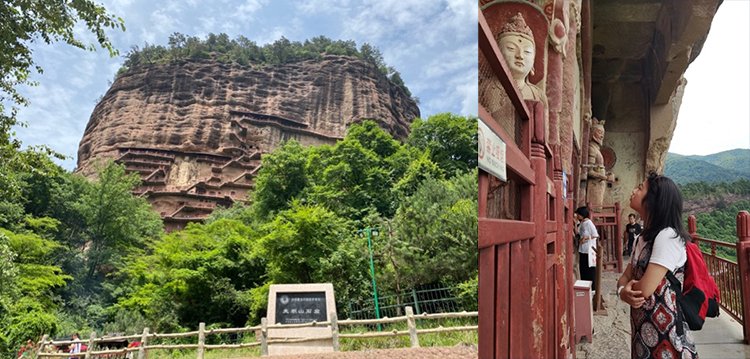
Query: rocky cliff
[{"left": 77, "top": 55, "right": 419, "bottom": 230}]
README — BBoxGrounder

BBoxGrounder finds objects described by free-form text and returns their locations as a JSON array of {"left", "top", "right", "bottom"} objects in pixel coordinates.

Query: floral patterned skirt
[{"left": 630, "top": 279, "right": 699, "bottom": 359}]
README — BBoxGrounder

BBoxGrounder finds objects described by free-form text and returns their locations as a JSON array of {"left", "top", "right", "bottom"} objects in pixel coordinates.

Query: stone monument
[{"left": 266, "top": 283, "right": 336, "bottom": 356}]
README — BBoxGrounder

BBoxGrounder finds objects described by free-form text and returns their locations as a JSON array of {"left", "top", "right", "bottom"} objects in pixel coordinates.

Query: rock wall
[{"left": 77, "top": 55, "right": 420, "bottom": 230}]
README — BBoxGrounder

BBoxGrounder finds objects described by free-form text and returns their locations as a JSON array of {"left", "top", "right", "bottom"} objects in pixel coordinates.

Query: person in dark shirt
[{"left": 623, "top": 213, "right": 642, "bottom": 256}]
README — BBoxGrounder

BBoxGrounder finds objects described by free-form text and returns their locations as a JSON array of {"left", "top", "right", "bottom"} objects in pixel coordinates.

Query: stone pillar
[{"left": 646, "top": 77, "right": 687, "bottom": 173}]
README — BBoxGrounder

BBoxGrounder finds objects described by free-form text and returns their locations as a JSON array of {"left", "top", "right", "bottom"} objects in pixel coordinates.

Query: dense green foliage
[
  {"left": 119, "top": 33, "right": 414, "bottom": 98},
  {"left": 665, "top": 150, "right": 750, "bottom": 184},
  {"left": 680, "top": 179, "right": 750, "bottom": 201},
  {"left": 0, "top": 161, "right": 162, "bottom": 355},
  {"left": 694, "top": 200, "right": 750, "bottom": 243},
  {"left": 691, "top": 200, "right": 750, "bottom": 261},
  {"left": 680, "top": 177, "right": 750, "bottom": 262},
  {"left": 0, "top": 114, "right": 478, "bottom": 353}
]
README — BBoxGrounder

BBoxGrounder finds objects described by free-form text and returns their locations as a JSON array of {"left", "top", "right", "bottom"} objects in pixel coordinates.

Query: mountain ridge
[{"left": 664, "top": 148, "right": 750, "bottom": 184}]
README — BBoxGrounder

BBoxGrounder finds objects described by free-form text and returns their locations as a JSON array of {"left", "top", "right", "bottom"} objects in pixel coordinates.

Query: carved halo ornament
[
  {"left": 543, "top": 0, "right": 568, "bottom": 56},
  {"left": 601, "top": 146, "right": 617, "bottom": 171}
]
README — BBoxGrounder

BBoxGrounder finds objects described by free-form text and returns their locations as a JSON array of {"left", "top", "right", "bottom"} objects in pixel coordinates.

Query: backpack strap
[{"left": 666, "top": 270, "right": 686, "bottom": 336}]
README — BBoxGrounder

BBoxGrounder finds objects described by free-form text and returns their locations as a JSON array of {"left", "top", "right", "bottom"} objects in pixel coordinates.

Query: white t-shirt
[
  {"left": 632, "top": 227, "right": 687, "bottom": 272},
  {"left": 578, "top": 219, "right": 598, "bottom": 253}
]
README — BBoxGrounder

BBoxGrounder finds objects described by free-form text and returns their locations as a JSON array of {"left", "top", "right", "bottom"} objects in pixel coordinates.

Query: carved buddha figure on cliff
[
  {"left": 586, "top": 118, "right": 609, "bottom": 207},
  {"left": 497, "top": 12, "right": 544, "bottom": 101}
]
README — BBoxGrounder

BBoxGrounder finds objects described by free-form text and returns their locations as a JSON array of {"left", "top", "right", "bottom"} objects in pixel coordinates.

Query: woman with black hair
[
  {"left": 616, "top": 172, "right": 698, "bottom": 358},
  {"left": 575, "top": 206, "right": 598, "bottom": 287}
]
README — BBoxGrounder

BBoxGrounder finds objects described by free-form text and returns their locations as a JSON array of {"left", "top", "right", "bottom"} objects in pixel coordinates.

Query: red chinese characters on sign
[{"left": 478, "top": 118, "right": 506, "bottom": 181}]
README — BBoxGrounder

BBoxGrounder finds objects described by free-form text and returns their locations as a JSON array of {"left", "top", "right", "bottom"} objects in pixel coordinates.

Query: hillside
[
  {"left": 664, "top": 149, "right": 750, "bottom": 184},
  {"left": 690, "top": 149, "right": 750, "bottom": 176}
]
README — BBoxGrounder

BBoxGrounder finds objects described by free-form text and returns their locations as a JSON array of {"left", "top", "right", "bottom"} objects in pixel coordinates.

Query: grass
[
  {"left": 147, "top": 348, "right": 261, "bottom": 359},
  {"left": 340, "top": 318, "right": 477, "bottom": 351},
  {"left": 140, "top": 317, "right": 477, "bottom": 358}
]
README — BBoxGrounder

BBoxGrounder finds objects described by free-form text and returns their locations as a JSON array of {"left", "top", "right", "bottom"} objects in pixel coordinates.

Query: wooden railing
[
  {"left": 590, "top": 203, "right": 622, "bottom": 273},
  {"left": 689, "top": 213, "right": 748, "bottom": 325},
  {"left": 690, "top": 232, "right": 743, "bottom": 322},
  {"left": 35, "top": 307, "right": 477, "bottom": 358}
]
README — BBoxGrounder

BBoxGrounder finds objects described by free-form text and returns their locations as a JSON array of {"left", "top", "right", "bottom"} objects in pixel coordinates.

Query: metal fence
[{"left": 347, "top": 285, "right": 468, "bottom": 320}]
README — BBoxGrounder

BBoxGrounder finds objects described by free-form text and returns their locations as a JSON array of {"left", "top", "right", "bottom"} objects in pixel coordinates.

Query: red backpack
[{"left": 666, "top": 240, "right": 720, "bottom": 334}]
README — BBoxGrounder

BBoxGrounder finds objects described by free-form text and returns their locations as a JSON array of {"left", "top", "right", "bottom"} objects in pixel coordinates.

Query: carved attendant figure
[
  {"left": 497, "top": 13, "right": 545, "bottom": 101},
  {"left": 586, "top": 118, "right": 608, "bottom": 206}
]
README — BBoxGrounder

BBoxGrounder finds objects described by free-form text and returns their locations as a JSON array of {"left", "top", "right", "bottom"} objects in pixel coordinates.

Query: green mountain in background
[{"left": 665, "top": 149, "right": 750, "bottom": 184}]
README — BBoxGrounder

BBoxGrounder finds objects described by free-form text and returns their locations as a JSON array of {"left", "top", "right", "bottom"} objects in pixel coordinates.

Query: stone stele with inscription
[{"left": 266, "top": 283, "right": 336, "bottom": 356}]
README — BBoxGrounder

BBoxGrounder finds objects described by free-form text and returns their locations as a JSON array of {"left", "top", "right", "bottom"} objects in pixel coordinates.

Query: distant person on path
[
  {"left": 617, "top": 172, "right": 698, "bottom": 358},
  {"left": 69, "top": 333, "right": 81, "bottom": 359},
  {"left": 575, "top": 206, "right": 598, "bottom": 287},
  {"left": 623, "top": 213, "right": 642, "bottom": 256}
]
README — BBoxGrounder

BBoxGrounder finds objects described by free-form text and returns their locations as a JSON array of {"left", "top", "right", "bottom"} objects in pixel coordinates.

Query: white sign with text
[{"left": 478, "top": 118, "right": 507, "bottom": 181}]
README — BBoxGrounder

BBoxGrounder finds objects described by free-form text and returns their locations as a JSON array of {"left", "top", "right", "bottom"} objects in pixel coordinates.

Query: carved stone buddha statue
[{"left": 497, "top": 12, "right": 544, "bottom": 101}]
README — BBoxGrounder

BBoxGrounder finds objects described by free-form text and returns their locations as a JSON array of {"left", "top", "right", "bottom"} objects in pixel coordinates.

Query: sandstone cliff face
[{"left": 77, "top": 55, "right": 419, "bottom": 230}]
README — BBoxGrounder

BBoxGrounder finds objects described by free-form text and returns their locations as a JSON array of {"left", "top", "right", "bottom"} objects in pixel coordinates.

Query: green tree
[
  {"left": 256, "top": 202, "right": 367, "bottom": 311},
  {"left": 389, "top": 170, "right": 478, "bottom": 289},
  {"left": 407, "top": 113, "right": 478, "bottom": 175},
  {"left": 0, "top": 146, "right": 65, "bottom": 229},
  {"left": 258, "top": 203, "right": 351, "bottom": 283},
  {"left": 75, "top": 162, "right": 162, "bottom": 290},
  {"left": 252, "top": 140, "right": 309, "bottom": 219},
  {"left": 393, "top": 148, "right": 444, "bottom": 199},
  {"left": 116, "top": 219, "right": 262, "bottom": 331},
  {"left": 309, "top": 138, "right": 393, "bottom": 219},
  {"left": 0, "top": 225, "right": 71, "bottom": 352}
]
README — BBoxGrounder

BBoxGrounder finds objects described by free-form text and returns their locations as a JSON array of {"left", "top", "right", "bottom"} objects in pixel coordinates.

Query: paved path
[
  {"left": 578, "top": 270, "right": 750, "bottom": 358},
  {"left": 693, "top": 307, "right": 750, "bottom": 359}
]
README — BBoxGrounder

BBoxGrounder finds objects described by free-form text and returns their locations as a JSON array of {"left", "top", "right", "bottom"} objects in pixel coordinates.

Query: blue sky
[
  {"left": 12, "top": 0, "right": 478, "bottom": 170},
  {"left": 10, "top": 0, "right": 748, "bottom": 171}
]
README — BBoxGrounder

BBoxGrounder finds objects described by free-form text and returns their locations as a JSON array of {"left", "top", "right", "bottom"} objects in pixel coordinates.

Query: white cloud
[
  {"left": 298, "top": 0, "right": 351, "bottom": 14},
  {"left": 149, "top": 9, "right": 181, "bottom": 40},
  {"left": 233, "top": 0, "right": 270, "bottom": 22}
]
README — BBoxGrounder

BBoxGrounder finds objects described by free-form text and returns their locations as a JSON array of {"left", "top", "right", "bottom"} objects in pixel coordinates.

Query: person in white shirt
[
  {"left": 69, "top": 333, "right": 81, "bottom": 359},
  {"left": 575, "top": 206, "right": 598, "bottom": 287},
  {"left": 616, "top": 173, "right": 697, "bottom": 358}
]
